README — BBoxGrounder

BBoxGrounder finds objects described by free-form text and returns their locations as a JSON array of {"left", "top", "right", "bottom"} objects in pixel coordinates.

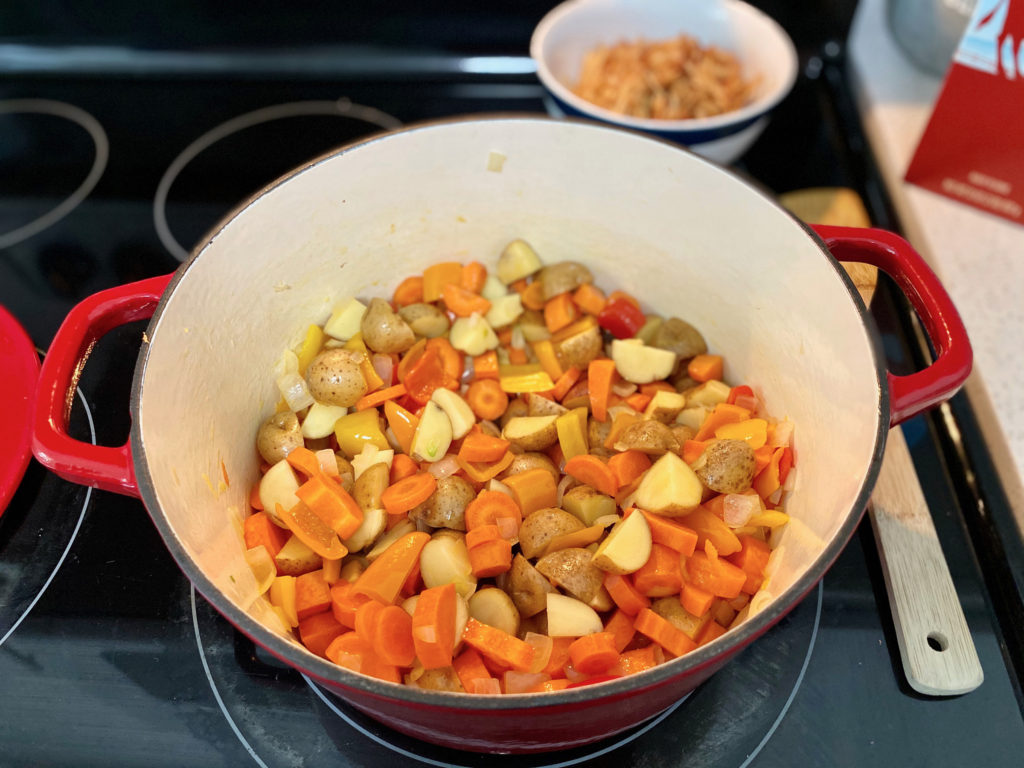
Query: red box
[{"left": 905, "top": 0, "right": 1024, "bottom": 224}]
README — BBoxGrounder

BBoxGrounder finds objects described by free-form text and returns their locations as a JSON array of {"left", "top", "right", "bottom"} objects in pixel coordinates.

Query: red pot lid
[{"left": 0, "top": 305, "right": 40, "bottom": 517}]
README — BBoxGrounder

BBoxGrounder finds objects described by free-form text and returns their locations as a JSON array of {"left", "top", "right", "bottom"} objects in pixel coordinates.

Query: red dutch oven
[{"left": 31, "top": 118, "right": 971, "bottom": 753}]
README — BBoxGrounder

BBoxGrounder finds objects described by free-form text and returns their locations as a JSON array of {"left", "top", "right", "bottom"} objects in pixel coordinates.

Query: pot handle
[
  {"left": 32, "top": 273, "right": 174, "bottom": 497},
  {"left": 812, "top": 224, "right": 972, "bottom": 426}
]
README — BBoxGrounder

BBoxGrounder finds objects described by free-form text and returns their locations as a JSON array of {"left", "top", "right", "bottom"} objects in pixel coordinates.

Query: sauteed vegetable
[{"left": 244, "top": 239, "right": 795, "bottom": 693}]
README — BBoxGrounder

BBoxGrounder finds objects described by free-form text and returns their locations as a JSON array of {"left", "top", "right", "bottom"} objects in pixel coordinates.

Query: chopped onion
[
  {"left": 276, "top": 371, "right": 315, "bottom": 412},
  {"left": 243, "top": 545, "right": 276, "bottom": 595},
  {"left": 469, "top": 677, "right": 502, "bottom": 695},
  {"left": 488, "top": 478, "right": 514, "bottom": 498},
  {"left": 771, "top": 420, "right": 794, "bottom": 447},
  {"left": 427, "top": 454, "right": 461, "bottom": 479},
  {"left": 496, "top": 515, "right": 519, "bottom": 541},
  {"left": 316, "top": 448, "right": 339, "bottom": 477},
  {"left": 372, "top": 353, "right": 394, "bottom": 386},
  {"left": 524, "top": 632, "right": 553, "bottom": 674},
  {"left": 723, "top": 493, "right": 760, "bottom": 527},
  {"left": 611, "top": 380, "right": 637, "bottom": 397},
  {"left": 510, "top": 324, "right": 526, "bottom": 350},
  {"left": 734, "top": 393, "right": 759, "bottom": 412},
  {"left": 556, "top": 473, "right": 577, "bottom": 506},
  {"left": 504, "top": 670, "right": 550, "bottom": 694},
  {"left": 782, "top": 466, "right": 797, "bottom": 492},
  {"left": 563, "top": 664, "right": 590, "bottom": 683},
  {"left": 274, "top": 348, "right": 299, "bottom": 379},
  {"left": 594, "top": 514, "right": 622, "bottom": 528},
  {"left": 768, "top": 487, "right": 784, "bottom": 506}
]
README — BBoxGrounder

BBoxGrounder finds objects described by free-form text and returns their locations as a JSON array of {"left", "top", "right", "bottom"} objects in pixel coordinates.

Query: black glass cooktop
[{"left": 2, "top": 3, "right": 1023, "bottom": 766}]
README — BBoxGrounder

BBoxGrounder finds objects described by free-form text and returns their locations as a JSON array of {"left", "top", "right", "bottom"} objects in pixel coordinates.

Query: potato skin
[
  {"left": 501, "top": 452, "right": 561, "bottom": 486},
  {"left": 411, "top": 475, "right": 475, "bottom": 530},
  {"left": 351, "top": 462, "right": 389, "bottom": 513},
  {"left": 361, "top": 297, "right": 416, "bottom": 353},
  {"left": 256, "top": 411, "right": 303, "bottom": 464},
  {"left": 305, "top": 348, "right": 368, "bottom": 407},
  {"left": 557, "top": 325, "right": 602, "bottom": 370},
  {"left": 503, "top": 554, "right": 555, "bottom": 618},
  {"left": 412, "top": 666, "right": 465, "bottom": 692},
  {"left": 518, "top": 508, "right": 585, "bottom": 559},
  {"left": 539, "top": 261, "right": 593, "bottom": 300},
  {"left": 534, "top": 547, "right": 605, "bottom": 605},
  {"left": 613, "top": 420, "right": 681, "bottom": 455},
  {"left": 652, "top": 317, "right": 707, "bottom": 360},
  {"left": 397, "top": 302, "right": 450, "bottom": 338},
  {"left": 693, "top": 438, "right": 757, "bottom": 493}
]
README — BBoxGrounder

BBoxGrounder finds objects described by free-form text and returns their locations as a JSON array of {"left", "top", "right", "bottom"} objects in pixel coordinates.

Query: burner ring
[
  {"left": 153, "top": 99, "right": 402, "bottom": 262},
  {"left": 0, "top": 99, "right": 109, "bottom": 250}
]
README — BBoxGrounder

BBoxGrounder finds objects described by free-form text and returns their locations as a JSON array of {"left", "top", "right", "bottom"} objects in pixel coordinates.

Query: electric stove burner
[
  {"left": 190, "top": 582, "right": 821, "bottom": 766},
  {"left": 153, "top": 98, "right": 402, "bottom": 261},
  {"left": 0, "top": 99, "right": 108, "bottom": 250}
]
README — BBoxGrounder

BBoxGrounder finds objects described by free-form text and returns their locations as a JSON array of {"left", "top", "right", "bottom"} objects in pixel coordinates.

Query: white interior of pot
[{"left": 137, "top": 118, "right": 882, "bottom": 656}]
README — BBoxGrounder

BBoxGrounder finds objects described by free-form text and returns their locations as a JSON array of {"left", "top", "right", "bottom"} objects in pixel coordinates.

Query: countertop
[{"left": 849, "top": 0, "right": 1024, "bottom": 537}]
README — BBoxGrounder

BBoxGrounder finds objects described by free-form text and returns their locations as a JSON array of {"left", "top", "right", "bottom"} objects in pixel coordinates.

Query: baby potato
[
  {"left": 411, "top": 666, "right": 465, "bottom": 692},
  {"left": 503, "top": 554, "right": 555, "bottom": 618},
  {"left": 613, "top": 419, "right": 680, "bottom": 455},
  {"left": 652, "top": 317, "right": 707, "bottom": 360},
  {"left": 499, "top": 397, "right": 529, "bottom": 429},
  {"left": 518, "top": 507, "right": 585, "bottom": 559},
  {"left": 501, "top": 451, "right": 561, "bottom": 486},
  {"left": 468, "top": 587, "right": 521, "bottom": 637},
  {"left": 502, "top": 415, "right": 559, "bottom": 451},
  {"left": 693, "top": 438, "right": 757, "bottom": 494},
  {"left": 526, "top": 392, "right": 568, "bottom": 418},
  {"left": 351, "top": 461, "right": 389, "bottom": 513},
  {"left": 538, "top": 261, "right": 593, "bottom": 300},
  {"left": 306, "top": 348, "right": 368, "bottom": 407},
  {"left": 398, "top": 302, "right": 450, "bottom": 338},
  {"left": 256, "top": 411, "right": 303, "bottom": 464},
  {"left": 557, "top": 324, "right": 603, "bottom": 370},
  {"left": 561, "top": 484, "right": 617, "bottom": 526},
  {"left": 360, "top": 297, "right": 416, "bottom": 353},
  {"left": 411, "top": 475, "right": 475, "bottom": 530},
  {"left": 534, "top": 547, "right": 609, "bottom": 609}
]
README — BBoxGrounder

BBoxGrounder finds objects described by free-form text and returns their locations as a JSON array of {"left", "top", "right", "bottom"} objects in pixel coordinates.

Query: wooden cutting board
[{"left": 780, "top": 187, "right": 983, "bottom": 696}]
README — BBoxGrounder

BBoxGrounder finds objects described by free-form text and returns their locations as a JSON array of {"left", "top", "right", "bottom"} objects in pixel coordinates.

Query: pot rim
[{"left": 130, "top": 114, "right": 888, "bottom": 710}]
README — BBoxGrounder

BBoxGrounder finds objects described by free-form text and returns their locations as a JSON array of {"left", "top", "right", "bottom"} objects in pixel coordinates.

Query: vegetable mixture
[{"left": 245, "top": 239, "right": 794, "bottom": 694}]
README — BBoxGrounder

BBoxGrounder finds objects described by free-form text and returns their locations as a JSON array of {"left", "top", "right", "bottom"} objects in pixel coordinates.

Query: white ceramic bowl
[{"left": 530, "top": 0, "right": 799, "bottom": 164}]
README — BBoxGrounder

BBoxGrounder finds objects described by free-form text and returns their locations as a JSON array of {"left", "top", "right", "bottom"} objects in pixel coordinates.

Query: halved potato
[
  {"left": 518, "top": 508, "right": 585, "bottom": 559},
  {"left": 502, "top": 415, "right": 559, "bottom": 451},
  {"left": 591, "top": 510, "right": 652, "bottom": 575},
  {"left": 630, "top": 451, "right": 703, "bottom": 516},
  {"left": 468, "top": 587, "right": 521, "bottom": 637},
  {"left": 546, "top": 593, "right": 603, "bottom": 637}
]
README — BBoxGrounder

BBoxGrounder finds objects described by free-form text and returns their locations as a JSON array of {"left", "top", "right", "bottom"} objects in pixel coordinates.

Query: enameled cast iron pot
[{"left": 31, "top": 118, "right": 971, "bottom": 753}]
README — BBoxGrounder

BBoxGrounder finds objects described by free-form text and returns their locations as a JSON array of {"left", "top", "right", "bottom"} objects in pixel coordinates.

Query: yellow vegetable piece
[
  {"left": 748, "top": 510, "right": 790, "bottom": 527},
  {"left": 556, "top": 408, "right": 588, "bottom": 460},
  {"left": 715, "top": 418, "right": 769, "bottom": 449},
  {"left": 276, "top": 502, "right": 348, "bottom": 561},
  {"left": 531, "top": 339, "right": 564, "bottom": 381},
  {"left": 334, "top": 408, "right": 390, "bottom": 456},
  {"left": 498, "top": 364, "right": 555, "bottom": 393},
  {"left": 422, "top": 261, "right": 463, "bottom": 303},
  {"left": 295, "top": 324, "right": 325, "bottom": 375},
  {"left": 343, "top": 333, "right": 384, "bottom": 393},
  {"left": 550, "top": 314, "right": 598, "bottom": 343}
]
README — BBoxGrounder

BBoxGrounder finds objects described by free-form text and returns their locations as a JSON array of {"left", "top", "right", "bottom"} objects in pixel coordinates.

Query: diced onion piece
[
  {"left": 524, "top": 632, "right": 553, "bottom": 674},
  {"left": 427, "top": 453, "right": 461, "bottom": 479},
  {"left": 469, "top": 677, "right": 502, "bottom": 695},
  {"left": 723, "top": 493, "right": 760, "bottom": 528},
  {"left": 509, "top": 323, "right": 526, "bottom": 350},
  {"left": 768, "top": 487, "right": 784, "bottom": 506},
  {"left": 556, "top": 473, "right": 576, "bottom": 507},
  {"left": 734, "top": 393, "right": 759, "bottom": 412},
  {"left": 488, "top": 478, "right": 514, "bottom": 498},
  {"left": 771, "top": 420, "right": 794, "bottom": 447},
  {"left": 782, "top": 466, "right": 797, "bottom": 492},
  {"left": 372, "top": 353, "right": 394, "bottom": 387},
  {"left": 611, "top": 380, "right": 637, "bottom": 397},
  {"left": 504, "top": 670, "right": 550, "bottom": 694},
  {"left": 496, "top": 515, "right": 519, "bottom": 541},
  {"left": 594, "top": 514, "right": 622, "bottom": 528},
  {"left": 243, "top": 545, "right": 277, "bottom": 595},
  {"left": 274, "top": 349, "right": 299, "bottom": 379},
  {"left": 316, "top": 448, "right": 339, "bottom": 477},
  {"left": 276, "top": 371, "right": 315, "bottom": 412},
  {"left": 563, "top": 664, "right": 591, "bottom": 683}
]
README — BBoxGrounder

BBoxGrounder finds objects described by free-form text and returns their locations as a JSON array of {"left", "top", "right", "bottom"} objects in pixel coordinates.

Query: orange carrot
[
  {"left": 685, "top": 550, "right": 747, "bottom": 599},
  {"left": 639, "top": 381, "right": 675, "bottom": 397},
  {"left": 412, "top": 582, "right": 457, "bottom": 669},
  {"left": 507, "top": 345, "right": 528, "bottom": 365},
  {"left": 547, "top": 366, "right": 582, "bottom": 402},
  {"left": 624, "top": 392, "right": 652, "bottom": 412},
  {"left": 472, "top": 351, "right": 499, "bottom": 380},
  {"left": 325, "top": 632, "right": 401, "bottom": 683},
  {"left": 572, "top": 283, "right": 607, "bottom": 316},
  {"left": 442, "top": 283, "right": 492, "bottom": 317},
  {"left": 458, "top": 431, "right": 511, "bottom": 464},
  {"left": 680, "top": 581, "right": 715, "bottom": 617},
  {"left": 520, "top": 280, "right": 547, "bottom": 311},
  {"left": 392, "top": 275, "right": 424, "bottom": 307},
  {"left": 603, "top": 609, "right": 637, "bottom": 653},
  {"left": 685, "top": 506, "right": 742, "bottom": 556},
  {"left": 501, "top": 468, "right": 558, "bottom": 516},
  {"left": 607, "top": 450, "right": 652, "bottom": 487},
  {"left": 354, "top": 599, "right": 385, "bottom": 641},
  {"left": 563, "top": 453, "right": 619, "bottom": 496},
  {"left": 295, "top": 570, "right": 332, "bottom": 621},
  {"left": 298, "top": 611, "right": 346, "bottom": 657},
  {"left": 682, "top": 439, "right": 708, "bottom": 464},
  {"left": 604, "top": 573, "right": 651, "bottom": 616},
  {"left": 587, "top": 358, "right": 617, "bottom": 422},
  {"left": 465, "top": 523, "right": 502, "bottom": 551},
  {"left": 381, "top": 472, "right": 437, "bottom": 515},
  {"left": 696, "top": 620, "right": 728, "bottom": 646},
  {"left": 422, "top": 261, "right": 463, "bottom": 303},
  {"left": 634, "top": 608, "right": 698, "bottom": 658},
  {"left": 456, "top": 450, "right": 515, "bottom": 483},
  {"left": 608, "top": 645, "right": 663, "bottom": 676},
  {"left": 461, "top": 261, "right": 487, "bottom": 293},
  {"left": 243, "top": 511, "right": 289, "bottom": 559},
  {"left": 639, "top": 510, "right": 698, "bottom": 556},
  {"left": 389, "top": 453, "right": 419, "bottom": 484},
  {"left": 542, "top": 636, "right": 574, "bottom": 678},
  {"left": 295, "top": 473, "right": 364, "bottom": 539},
  {"left": 468, "top": 537, "right": 513, "bottom": 578},
  {"left": 694, "top": 403, "right": 751, "bottom": 441},
  {"left": 534, "top": 678, "right": 572, "bottom": 693},
  {"left": 726, "top": 534, "right": 772, "bottom": 595},
  {"left": 285, "top": 445, "right": 323, "bottom": 479},
  {"left": 453, "top": 647, "right": 495, "bottom": 693},
  {"left": 249, "top": 483, "right": 264, "bottom": 511},
  {"left": 687, "top": 353, "right": 724, "bottom": 383},
  {"left": 462, "top": 618, "right": 536, "bottom": 672},
  {"left": 607, "top": 289, "right": 640, "bottom": 309},
  {"left": 753, "top": 447, "right": 784, "bottom": 500},
  {"left": 384, "top": 400, "right": 420, "bottom": 455},
  {"left": 355, "top": 383, "right": 407, "bottom": 411},
  {"left": 373, "top": 604, "right": 416, "bottom": 667},
  {"left": 465, "top": 378, "right": 509, "bottom": 421},
  {"left": 330, "top": 580, "right": 372, "bottom": 628},
  {"left": 543, "top": 292, "right": 579, "bottom": 333},
  {"left": 352, "top": 531, "right": 431, "bottom": 604},
  {"left": 464, "top": 489, "right": 523, "bottom": 532},
  {"left": 633, "top": 543, "right": 683, "bottom": 597},
  {"left": 568, "top": 632, "right": 619, "bottom": 675}
]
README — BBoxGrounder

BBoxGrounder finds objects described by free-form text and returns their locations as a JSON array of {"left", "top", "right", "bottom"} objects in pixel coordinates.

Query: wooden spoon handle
[{"left": 869, "top": 426, "right": 984, "bottom": 695}]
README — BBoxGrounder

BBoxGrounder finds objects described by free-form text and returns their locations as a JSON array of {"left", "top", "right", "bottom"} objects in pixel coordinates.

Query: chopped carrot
[
  {"left": 354, "top": 599, "right": 385, "bottom": 641},
  {"left": 458, "top": 431, "right": 511, "bottom": 464},
  {"left": 572, "top": 283, "right": 607, "bottom": 316},
  {"left": 603, "top": 609, "right": 637, "bottom": 653},
  {"left": 325, "top": 632, "right": 401, "bottom": 683},
  {"left": 507, "top": 345, "right": 528, "bottom": 365},
  {"left": 295, "top": 474, "right": 364, "bottom": 539},
  {"left": 543, "top": 292, "right": 579, "bottom": 333},
  {"left": 462, "top": 618, "right": 536, "bottom": 672},
  {"left": 680, "top": 582, "right": 715, "bottom": 617},
  {"left": 392, "top": 275, "right": 424, "bottom": 307},
  {"left": 472, "top": 351, "right": 499, "bottom": 380},
  {"left": 412, "top": 583, "right": 458, "bottom": 669},
  {"left": 607, "top": 289, "right": 640, "bottom": 309},
  {"left": 542, "top": 636, "right": 574, "bottom": 678},
  {"left": 249, "top": 483, "right": 264, "bottom": 511},
  {"left": 603, "top": 410, "right": 642, "bottom": 450},
  {"left": 696, "top": 620, "right": 728, "bottom": 646},
  {"left": 465, "top": 523, "right": 502, "bottom": 551},
  {"left": 285, "top": 445, "right": 323, "bottom": 479},
  {"left": 563, "top": 454, "right": 619, "bottom": 496},
  {"left": 687, "top": 353, "right": 724, "bottom": 383},
  {"left": 693, "top": 402, "right": 752, "bottom": 441},
  {"left": 456, "top": 450, "right": 515, "bottom": 483},
  {"left": 453, "top": 647, "right": 495, "bottom": 693},
  {"left": 352, "top": 531, "right": 431, "bottom": 604},
  {"left": 509, "top": 277, "right": 530, "bottom": 294},
  {"left": 243, "top": 511, "right": 289, "bottom": 559},
  {"left": 461, "top": 261, "right": 487, "bottom": 293},
  {"left": 468, "top": 537, "right": 513, "bottom": 578},
  {"left": 639, "top": 510, "right": 698, "bottom": 556},
  {"left": 727, "top": 534, "right": 772, "bottom": 595},
  {"left": 633, "top": 608, "right": 698, "bottom": 658},
  {"left": 497, "top": 326, "right": 514, "bottom": 346},
  {"left": 330, "top": 580, "right": 372, "bottom": 628},
  {"left": 685, "top": 551, "right": 748, "bottom": 599},
  {"left": 501, "top": 468, "right": 558, "bottom": 516},
  {"left": 298, "top": 611, "right": 346, "bottom": 658},
  {"left": 753, "top": 447, "right": 784, "bottom": 500},
  {"left": 607, "top": 450, "right": 651, "bottom": 487},
  {"left": 604, "top": 573, "right": 651, "bottom": 616},
  {"left": 422, "top": 261, "right": 463, "bottom": 303},
  {"left": 682, "top": 439, "right": 708, "bottom": 464},
  {"left": 464, "top": 489, "right": 523, "bottom": 531},
  {"left": 685, "top": 506, "right": 742, "bottom": 556},
  {"left": 587, "top": 358, "right": 617, "bottom": 422},
  {"left": 381, "top": 472, "right": 437, "bottom": 516},
  {"left": 568, "top": 632, "right": 620, "bottom": 675},
  {"left": 355, "top": 383, "right": 407, "bottom": 411},
  {"left": 465, "top": 378, "right": 509, "bottom": 421},
  {"left": 639, "top": 381, "right": 675, "bottom": 397},
  {"left": 608, "top": 645, "right": 663, "bottom": 676},
  {"left": 389, "top": 453, "right": 419, "bottom": 484},
  {"left": 633, "top": 543, "right": 683, "bottom": 597},
  {"left": 542, "top": 366, "right": 579, "bottom": 403},
  {"left": 521, "top": 280, "right": 547, "bottom": 311},
  {"left": 373, "top": 604, "right": 417, "bottom": 667},
  {"left": 624, "top": 392, "right": 652, "bottom": 412},
  {"left": 384, "top": 400, "right": 420, "bottom": 455},
  {"left": 295, "top": 570, "right": 332, "bottom": 621},
  {"left": 442, "top": 282, "right": 492, "bottom": 317}
]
